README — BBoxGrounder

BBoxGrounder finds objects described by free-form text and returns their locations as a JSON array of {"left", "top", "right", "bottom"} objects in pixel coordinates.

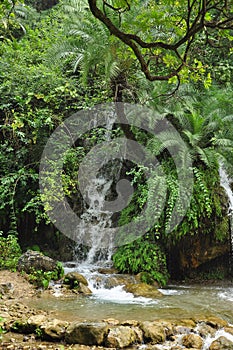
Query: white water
[
  {"left": 219, "top": 165, "right": 233, "bottom": 268},
  {"left": 219, "top": 166, "right": 233, "bottom": 213},
  {"left": 76, "top": 177, "right": 114, "bottom": 264},
  {"left": 202, "top": 329, "right": 233, "bottom": 349},
  {"left": 75, "top": 111, "right": 117, "bottom": 264}
]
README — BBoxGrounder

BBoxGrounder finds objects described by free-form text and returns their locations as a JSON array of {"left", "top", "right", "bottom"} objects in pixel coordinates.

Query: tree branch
[{"left": 87, "top": 0, "right": 233, "bottom": 82}]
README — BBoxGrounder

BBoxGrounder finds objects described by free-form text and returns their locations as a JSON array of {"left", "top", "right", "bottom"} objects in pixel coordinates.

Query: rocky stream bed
[{"left": 1, "top": 270, "right": 233, "bottom": 350}]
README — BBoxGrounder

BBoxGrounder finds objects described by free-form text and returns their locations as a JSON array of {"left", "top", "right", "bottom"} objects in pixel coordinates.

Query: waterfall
[
  {"left": 74, "top": 111, "right": 120, "bottom": 266},
  {"left": 75, "top": 176, "right": 114, "bottom": 265},
  {"left": 219, "top": 165, "right": 233, "bottom": 272}
]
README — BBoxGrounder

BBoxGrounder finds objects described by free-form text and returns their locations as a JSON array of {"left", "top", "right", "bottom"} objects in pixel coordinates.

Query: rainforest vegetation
[{"left": 1, "top": 0, "right": 233, "bottom": 284}]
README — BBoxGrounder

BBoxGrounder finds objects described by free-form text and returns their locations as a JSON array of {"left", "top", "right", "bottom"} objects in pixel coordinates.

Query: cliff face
[{"left": 168, "top": 233, "right": 230, "bottom": 277}]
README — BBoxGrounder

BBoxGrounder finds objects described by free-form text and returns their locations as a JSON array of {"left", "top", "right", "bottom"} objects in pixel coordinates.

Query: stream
[{"left": 28, "top": 263, "right": 233, "bottom": 324}]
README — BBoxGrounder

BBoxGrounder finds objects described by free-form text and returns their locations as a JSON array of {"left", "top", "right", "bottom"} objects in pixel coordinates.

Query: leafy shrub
[
  {"left": 113, "top": 237, "right": 169, "bottom": 286},
  {"left": 0, "top": 232, "right": 22, "bottom": 270},
  {"left": 27, "top": 261, "right": 64, "bottom": 289}
]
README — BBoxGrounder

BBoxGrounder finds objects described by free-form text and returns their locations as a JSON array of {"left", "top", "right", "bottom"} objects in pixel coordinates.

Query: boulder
[
  {"left": 140, "top": 321, "right": 166, "bottom": 344},
  {"left": 41, "top": 319, "right": 68, "bottom": 340},
  {"left": 204, "top": 316, "right": 228, "bottom": 329},
  {"left": 105, "top": 326, "right": 137, "bottom": 348},
  {"left": 97, "top": 267, "right": 119, "bottom": 274},
  {"left": 65, "top": 322, "right": 109, "bottom": 345},
  {"left": 196, "top": 323, "right": 216, "bottom": 337},
  {"left": 124, "top": 283, "right": 163, "bottom": 298},
  {"left": 78, "top": 282, "right": 92, "bottom": 295},
  {"left": 209, "top": 336, "right": 233, "bottom": 349},
  {"left": 63, "top": 272, "right": 88, "bottom": 287},
  {"left": 103, "top": 318, "right": 120, "bottom": 326},
  {"left": 27, "top": 315, "right": 47, "bottom": 329},
  {"left": 182, "top": 333, "right": 203, "bottom": 349},
  {"left": 103, "top": 274, "right": 137, "bottom": 289},
  {"left": 62, "top": 272, "right": 92, "bottom": 294},
  {"left": 135, "top": 272, "right": 159, "bottom": 287},
  {"left": 17, "top": 250, "right": 59, "bottom": 274}
]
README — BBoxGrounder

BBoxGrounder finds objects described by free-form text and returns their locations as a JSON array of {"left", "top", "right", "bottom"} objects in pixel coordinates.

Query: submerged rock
[
  {"left": 124, "top": 283, "right": 163, "bottom": 298},
  {"left": 65, "top": 321, "right": 109, "bottom": 345}
]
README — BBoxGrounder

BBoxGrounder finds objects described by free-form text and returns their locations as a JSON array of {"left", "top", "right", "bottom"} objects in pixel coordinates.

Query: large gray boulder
[{"left": 17, "top": 250, "right": 59, "bottom": 274}]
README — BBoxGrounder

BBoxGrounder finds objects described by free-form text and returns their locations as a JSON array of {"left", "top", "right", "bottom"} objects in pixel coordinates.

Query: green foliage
[
  {"left": 87, "top": 0, "right": 233, "bottom": 88},
  {"left": 0, "top": 232, "right": 21, "bottom": 270},
  {"left": 0, "top": 316, "right": 4, "bottom": 339},
  {"left": 27, "top": 261, "right": 64, "bottom": 289},
  {"left": 35, "top": 326, "right": 43, "bottom": 338},
  {"left": 0, "top": 3, "right": 112, "bottom": 234},
  {"left": 113, "top": 237, "right": 169, "bottom": 286}
]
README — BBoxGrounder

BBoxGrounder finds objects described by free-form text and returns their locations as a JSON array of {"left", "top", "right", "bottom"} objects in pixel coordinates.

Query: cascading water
[
  {"left": 66, "top": 110, "right": 134, "bottom": 300},
  {"left": 219, "top": 165, "right": 233, "bottom": 272},
  {"left": 74, "top": 110, "right": 118, "bottom": 266},
  {"left": 75, "top": 176, "right": 114, "bottom": 265}
]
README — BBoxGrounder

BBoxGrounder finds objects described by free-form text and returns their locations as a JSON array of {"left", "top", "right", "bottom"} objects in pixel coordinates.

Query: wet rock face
[
  {"left": 17, "top": 250, "right": 58, "bottom": 274},
  {"left": 169, "top": 233, "right": 229, "bottom": 276}
]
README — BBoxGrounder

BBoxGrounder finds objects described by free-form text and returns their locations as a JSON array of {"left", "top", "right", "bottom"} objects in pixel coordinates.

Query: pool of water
[{"left": 27, "top": 283, "right": 233, "bottom": 323}]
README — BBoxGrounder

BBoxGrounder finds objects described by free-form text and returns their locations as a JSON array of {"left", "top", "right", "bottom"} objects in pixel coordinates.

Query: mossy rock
[
  {"left": 63, "top": 272, "right": 88, "bottom": 289},
  {"left": 123, "top": 283, "right": 163, "bottom": 298}
]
